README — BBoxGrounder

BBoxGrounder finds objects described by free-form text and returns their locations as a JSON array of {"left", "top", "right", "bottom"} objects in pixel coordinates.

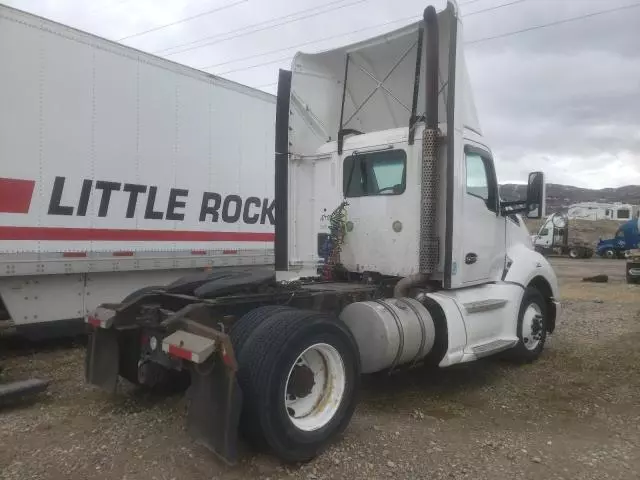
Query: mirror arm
[
  {"left": 500, "top": 200, "right": 527, "bottom": 207},
  {"left": 500, "top": 202, "right": 528, "bottom": 216}
]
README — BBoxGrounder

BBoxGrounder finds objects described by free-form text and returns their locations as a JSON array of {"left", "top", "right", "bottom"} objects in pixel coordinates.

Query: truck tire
[
  {"left": 568, "top": 248, "right": 579, "bottom": 259},
  {"left": 230, "top": 305, "right": 294, "bottom": 357},
  {"left": 237, "top": 309, "right": 361, "bottom": 463},
  {"left": 507, "top": 287, "right": 548, "bottom": 363},
  {"left": 602, "top": 248, "right": 615, "bottom": 260}
]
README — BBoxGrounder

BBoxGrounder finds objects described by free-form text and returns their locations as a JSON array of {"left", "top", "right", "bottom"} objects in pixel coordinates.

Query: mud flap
[
  {"left": 85, "top": 328, "right": 120, "bottom": 392},
  {"left": 186, "top": 357, "right": 242, "bottom": 466}
]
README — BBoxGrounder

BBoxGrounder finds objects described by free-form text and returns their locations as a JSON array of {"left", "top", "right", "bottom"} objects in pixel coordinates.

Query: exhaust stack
[
  {"left": 395, "top": 4, "right": 441, "bottom": 298},
  {"left": 419, "top": 5, "right": 440, "bottom": 276}
]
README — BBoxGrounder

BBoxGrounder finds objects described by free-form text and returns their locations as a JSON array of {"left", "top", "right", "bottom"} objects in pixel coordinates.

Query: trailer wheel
[
  {"left": 230, "top": 305, "right": 294, "bottom": 356},
  {"left": 237, "top": 309, "right": 360, "bottom": 463},
  {"left": 507, "top": 287, "right": 548, "bottom": 363}
]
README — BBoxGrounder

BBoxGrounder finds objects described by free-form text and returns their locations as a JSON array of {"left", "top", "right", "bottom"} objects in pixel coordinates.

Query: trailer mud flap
[
  {"left": 85, "top": 328, "right": 119, "bottom": 392},
  {"left": 186, "top": 358, "right": 242, "bottom": 466}
]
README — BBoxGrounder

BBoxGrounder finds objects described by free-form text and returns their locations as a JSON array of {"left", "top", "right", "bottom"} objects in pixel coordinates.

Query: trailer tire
[
  {"left": 507, "top": 287, "right": 548, "bottom": 363},
  {"left": 230, "top": 305, "right": 294, "bottom": 357},
  {"left": 237, "top": 309, "right": 361, "bottom": 463}
]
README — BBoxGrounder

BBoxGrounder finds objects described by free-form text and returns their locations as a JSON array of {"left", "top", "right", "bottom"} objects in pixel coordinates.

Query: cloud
[{"left": 4, "top": 0, "right": 639, "bottom": 189}]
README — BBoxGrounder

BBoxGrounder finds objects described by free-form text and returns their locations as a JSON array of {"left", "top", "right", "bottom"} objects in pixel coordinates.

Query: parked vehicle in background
[
  {"left": 567, "top": 202, "right": 636, "bottom": 222},
  {"left": 597, "top": 217, "right": 640, "bottom": 259},
  {"left": 626, "top": 249, "right": 640, "bottom": 284},
  {"left": 0, "top": 4, "right": 275, "bottom": 339},
  {"left": 532, "top": 213, "right": 594, "bottom": 259}
]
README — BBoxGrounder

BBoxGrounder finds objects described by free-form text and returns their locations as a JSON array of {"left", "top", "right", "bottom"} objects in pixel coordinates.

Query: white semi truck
[
  {"left": 532, "top": 213, "right": 595, "bottom": 259},
  {"left": 0, "top": 4, "right": 275, "bottom": 339},
  {"left": 84, "top": 0, "right": 561, "bottom": 465}
]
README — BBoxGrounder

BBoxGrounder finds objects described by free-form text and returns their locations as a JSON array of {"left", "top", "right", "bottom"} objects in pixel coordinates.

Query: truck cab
[
  {"left": 597, "top": 217, "right": 640, "bottom": 258},
  {"left": 532, "top": 213, "right": 594, "bottom": 259}
]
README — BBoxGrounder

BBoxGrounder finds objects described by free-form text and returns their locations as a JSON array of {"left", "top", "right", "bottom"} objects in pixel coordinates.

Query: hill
[{"left": 500, "top": 183, "right": 640, "bottom": 213}]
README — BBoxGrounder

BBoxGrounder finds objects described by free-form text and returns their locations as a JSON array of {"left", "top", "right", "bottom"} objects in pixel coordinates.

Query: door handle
[{"left": 465, "top": 253, "right": 478, "bottom": 265}]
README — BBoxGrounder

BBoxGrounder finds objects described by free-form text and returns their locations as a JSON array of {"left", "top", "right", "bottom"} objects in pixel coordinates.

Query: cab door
[
  {"left": 459, "top": 146, "right": 505, "bottom": 285},
  {"left": 338, "top": 145, "right": 416, "bottom": 276}
]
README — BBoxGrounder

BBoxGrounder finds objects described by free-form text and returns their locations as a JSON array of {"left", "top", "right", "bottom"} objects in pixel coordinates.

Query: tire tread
[{"left": 237, "top": 309, "right": 360, "bottom": 462}]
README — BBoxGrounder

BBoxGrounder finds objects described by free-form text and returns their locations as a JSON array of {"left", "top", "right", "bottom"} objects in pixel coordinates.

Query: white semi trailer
[
  {"left": 0, "top": 5, "right": 275, "bottom": 339},
  {"left": 84, "top": 0, "right": 561, "bottom": 466}
]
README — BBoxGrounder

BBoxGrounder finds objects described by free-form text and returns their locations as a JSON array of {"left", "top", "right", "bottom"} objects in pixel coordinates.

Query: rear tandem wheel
[{"left": 233, "top": 308, "right": 361, "bottom": 463}]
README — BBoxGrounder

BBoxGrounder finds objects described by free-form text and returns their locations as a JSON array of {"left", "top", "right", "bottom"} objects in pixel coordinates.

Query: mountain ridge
[{"left": 500, "top": 183, "right": 640, "bottom": 212}]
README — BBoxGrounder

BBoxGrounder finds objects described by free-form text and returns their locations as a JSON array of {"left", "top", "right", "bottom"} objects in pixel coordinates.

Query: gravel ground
[{"left": 1, "top": 258, "right": 639, "bottom": 480}]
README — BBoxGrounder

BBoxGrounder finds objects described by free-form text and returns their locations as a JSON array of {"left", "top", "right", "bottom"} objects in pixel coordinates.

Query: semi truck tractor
[
  {"left": 597, "top": 216, "right": 640, "bottom": 259},
  {"left": 0, "top": 4, "right": 275, "bottom": 339},
  {"left": 532, "top": 213, "right": 594, "bottom": 259},
  {"left": 84, "top": 1, "right": 560, "bottom": 465}
]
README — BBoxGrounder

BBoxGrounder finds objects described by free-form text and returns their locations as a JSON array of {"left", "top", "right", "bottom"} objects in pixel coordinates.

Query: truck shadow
[{"left": 359, "top": 358, "right": 507, "bottom": 415}]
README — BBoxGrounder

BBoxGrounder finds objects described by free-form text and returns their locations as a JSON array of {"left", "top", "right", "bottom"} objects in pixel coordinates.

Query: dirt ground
[{"left": 1, "top": 258, "right": 639, "bottom": 480}]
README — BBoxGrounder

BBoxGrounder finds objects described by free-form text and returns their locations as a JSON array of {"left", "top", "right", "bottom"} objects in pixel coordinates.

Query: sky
[{"left": 4, "top": 0, "right": 639, "bottom": 189}]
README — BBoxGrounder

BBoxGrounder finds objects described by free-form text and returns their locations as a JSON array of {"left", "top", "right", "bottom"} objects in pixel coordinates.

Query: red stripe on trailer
[
  {"left": 112, "top": 251, "right": 134, "bottom": 257},
  {"left": 191, "top": 250, "right": 207, "bottom": 255},
  {"left": 63, "top": 252, "right": 87, "bottom": 258},
  {"left": 168, "top": 344, "right": 193, "bottom": 361},
  {"left": 0, "top": 226, "right": 274, "bottom": 242},
  {"left": 0, "top": 178, "right": 36, "bottom": 214},
  {"left": 223, "top": 249, "right": 238, "bottom": 255}
]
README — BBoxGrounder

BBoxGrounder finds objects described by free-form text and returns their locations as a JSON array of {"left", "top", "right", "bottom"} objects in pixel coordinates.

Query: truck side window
[
  {"left": 343, "top": 149, "right": 407, "bottom": 197},
  {"left": 539, "top": 228, "right": 549, "bottom": 236},
  {"left": 465, "top": 151, "right": 497, "bottom": 212}
]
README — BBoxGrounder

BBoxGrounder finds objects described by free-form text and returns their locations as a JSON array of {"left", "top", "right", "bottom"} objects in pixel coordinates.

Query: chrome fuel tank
[{"left": 340, "top": 298, "right": 436, "bottom": 374}]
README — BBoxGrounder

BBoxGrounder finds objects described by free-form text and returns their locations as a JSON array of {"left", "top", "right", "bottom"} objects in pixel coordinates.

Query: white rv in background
[
  {"left": 0, "top": 5, "right": 275, "bottom": 338},
  {"left": 567, "top": 202, "right": 636, "bottom": 221}
]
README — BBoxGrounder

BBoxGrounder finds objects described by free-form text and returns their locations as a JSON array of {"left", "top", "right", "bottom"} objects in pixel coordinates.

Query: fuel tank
[{"left": 340, "top": 298, "right": 436, "bottom": 374}]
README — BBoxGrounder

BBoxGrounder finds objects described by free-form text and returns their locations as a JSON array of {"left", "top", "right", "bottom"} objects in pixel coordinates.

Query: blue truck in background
[{"left": 596, "top": 217, "right": 640, "bottom": 259}]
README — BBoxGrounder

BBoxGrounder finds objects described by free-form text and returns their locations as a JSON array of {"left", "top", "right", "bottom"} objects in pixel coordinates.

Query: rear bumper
[{"left": 84, "top": 304, "right": 243, "bottom": 465}]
